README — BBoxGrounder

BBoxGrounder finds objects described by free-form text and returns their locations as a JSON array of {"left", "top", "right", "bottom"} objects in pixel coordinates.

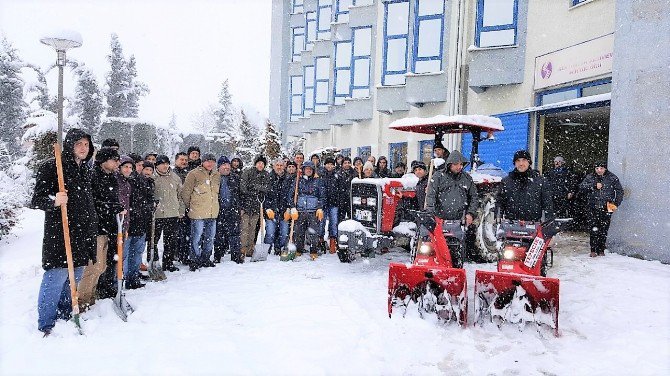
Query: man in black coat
[
  {"left": 321, "top": 157, "right": 343, "bottom": 253},
  {"left": 125, "top": 162, "right": 155, "bottom": 287},
  {"left": 214, "top": 156, "right": 243, "bottom": 263},
  {"left": 499, "top": 150, "right": 554, "bottom": 222},
  {"left": 78, "top": 148, "right": 125, "bottom": 307},
  {"left": 173, "top": 151, "right": 191, "bottom": 264},
  {"left": 31, "top": 129, "right": 98, "bottom": 335},
  {"left": 545, "top": 156, "right": 578, "bottom": 218},
  {"left": 337, "top": 157, "right": 356, "bottom": 222},
  {"left": 263, "top": 159, "right": 289, "bottom": 255},
  {"left": 579, "top": 161, "right": 624, "bottom": 257}
]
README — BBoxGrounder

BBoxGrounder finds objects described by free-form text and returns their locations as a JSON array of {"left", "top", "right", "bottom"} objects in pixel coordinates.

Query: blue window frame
[
  {"left": 354, "top": 0, "right": 374, "bottom": 5},
  {"left": 290, "top": 75, "right": 304, "bottom": 122},
  {"left": 333, "top": 40, "right": 352, "bottom": 105},
  {"left": 306, "top": 11, "right": 317, "bottom": 50},
  {"left": 293, "top": 0, "right": 304, "bottom": 13},
  {"left": 418, "top": 139, "right": 434, "bottom": 165},
  {"left": 475, "top": 0, "right": 518, "bottom": 48},
  {"left": 291, "top": 26, "right": 306, "bottom": 62},
  {"left": 335, "top": 0, "right": 352, "bottom": 22},
  {"left": 358, "top": 146, "right": 371, "bottom": 160},
  {"left": 389, "top": 142, "right": 408, "bottom": 170},
  {"left": 536, "top": 78, "right": 612, "bottom": 106},
  {"left": 412, "top": 0, "right": 445, "bottom": 73},
  {"left": 351, "top": 26, "right": 372, "bottom": 98},
  {"left": 303, "top": 65, "right": 315, "bottom": 115},
  {"left": 571, "top": 0, "right": 588, "bottom": 6},
  {"left": 340, "top": 147, "right": 351, "bottom": 157},
  {"left": 314, "top": 56, "right": 330, "bottom": 113},
  {"left": 317, "top": 0, "right": 333, "bottom": 40},
  {"left": 382, "top": 0, "right": 409, "bottom": 86}
]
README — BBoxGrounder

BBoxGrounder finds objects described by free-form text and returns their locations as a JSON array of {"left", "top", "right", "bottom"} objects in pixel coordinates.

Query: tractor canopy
[{"left": 388, "top": 114, "right": 504, "bottom": 135}]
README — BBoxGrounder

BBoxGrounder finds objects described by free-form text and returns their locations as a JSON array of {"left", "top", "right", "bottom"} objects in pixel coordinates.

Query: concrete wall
[
  {"left": 607, "top": 0, "right": 670, "bottom": 263},
  {"left": 270, "top": 0, "right": 292, "bottom": 142}
]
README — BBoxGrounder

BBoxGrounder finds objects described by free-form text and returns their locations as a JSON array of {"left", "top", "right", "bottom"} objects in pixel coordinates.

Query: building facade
[{"left": 269, "top": 0, "right": 670, "bottom": 262}]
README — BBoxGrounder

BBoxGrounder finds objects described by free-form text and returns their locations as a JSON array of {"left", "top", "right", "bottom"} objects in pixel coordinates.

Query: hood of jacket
[
  {"left": 63, "top": 128, "right": 94, "bottom": 162},
  {"left": 445, "top": 150, "right": 468, "bottom": 167}
]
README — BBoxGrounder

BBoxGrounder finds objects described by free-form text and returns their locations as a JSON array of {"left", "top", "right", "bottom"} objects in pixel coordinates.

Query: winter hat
[
  {"left": 594, "top": 161, "right": 607, "bottom": 168},
  {"left": 324, "top": 157, "right": 336, "bottom": 165},
  {"left": 353, "top": 157, "right": 363, "bottom": 166},
  {"left": 287, "top": 161, "right": 297, "bottom": 168},
  {"left": 187, "top": 146, "right": 201, "bottom": 155},
  {"left": 217, "top": 156, "right": 230, "bottom": 168},
  {"left": 554, "top": 156, "right": 565, "bottom": 164},
  {"left": 202, "top": 153, "right": 217, "bottom": 163},
  {"left": 128, "top": 153, "right": 143, "bottom": 163},
  {"left": 145, "top": 151, "right": 158, "bottom": 159},
  {"left": 254, "top": 155, "right": 268, "bottom": 166},
  {"left": 433, "top": 139, "right": 447, "bottom": 152},
  {"left": 142, "top": 161, "right": 155, "bottom": 170},
  {"left": 95, "top": 147, "right": 120, "bottom": 165},
  {"left": 363, "top": 161, "right": 374, "bottom": 172},
  {"left": 343, "top": 156, "right": 352, "bottom": 163},
  {"left": 119, "top": 155, "right": 134, "bottom": 167},
  {"left": 102, "top": 138, "right": 119, "bottom": 148},
  {"left": 155, "top": 155, "right": 170, "bottom": 166},
  {"left": 513, "top": 150, "right": 532, "bottom": 164},
  {"left": 411, "top": 160, "right": 427, "bottom": 171},
  {"left": 302, "top": 160, "right": 315, "bottom": 172}
]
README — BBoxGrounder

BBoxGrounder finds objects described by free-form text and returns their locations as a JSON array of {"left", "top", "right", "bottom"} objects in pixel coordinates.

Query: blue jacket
[{"left": 286, "top": 175, "right": 325, "bottom": 212}]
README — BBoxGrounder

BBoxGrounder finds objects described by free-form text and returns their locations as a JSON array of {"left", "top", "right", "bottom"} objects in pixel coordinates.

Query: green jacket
[
  {"left": 154, "top": 168, "right": 185, "bottom": 219},
  {"left": 181, "top": 166, "right": 221, "bottom": 220}
]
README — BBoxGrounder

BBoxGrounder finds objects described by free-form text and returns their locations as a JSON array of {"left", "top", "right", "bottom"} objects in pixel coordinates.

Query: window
[
  {"left": 293, "top": 0, "right": 304, "bottom": 13},
  {"left": 389, "top": 142, "right": 408, "bottom": 170},
  {"left": 413, "top": 0, "right": 445, "bottom": 73},
  {"left": 571, "top": 0, "right": 588, "bottom": 6},
  {"left": 291, "top": 27, "right": 306, "bottom": 62},
  {"left": 475, "top": 0, "right": 518, "bottom": 48},
  {"left": 335, "top": 0, "right": 352, "bottom": 22},
  {"left": 303, "top": 65, "right": 315, "bottom": 116},
  {"left": 382, "top": 1, "right": 409, "bottom": 85},
  {"left": 317, "top": 0, "right": 333, "bottom": 40},
  {"left": 306, "top": 11, "right": 317, "bottom": 50},
  {"left": 354, "top": 0, "right": 374, "bottom": 5},
  {"left": 333, "top": 41, "right": 352, "bottom": 105},
  {"left": 418, "top": 139, "right": 434, "bottom": 165},
  {"left": 314, "top": 57, "right": 330, "bottom": 113},
  {"left": 340, "top": 148, "right": 351, "bottom": 157},
  {"left": 358, "top": 146, "right": 371, "bottom": 160},
  {"left": 538, "top": 79, "right": 612, "bottom": 106},
  {"left": 351, "top": 26, "right": 372, "bottom": 98},
  {"left": 290, "top": 76, "right": 304, "bottom": 121}
]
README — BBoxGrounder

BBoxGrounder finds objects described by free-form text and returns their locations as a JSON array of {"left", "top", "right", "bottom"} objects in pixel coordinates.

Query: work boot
[
  {"left": 163, "top": 264, "right": 180, "bottom": 272},
  {"left": 310, "top": 252, "right": 318, "bottom": 261},
  {"left": 140, "top": 263, "right": 148, "bottom": 272},
  {"left": 590, "top": 252, "right": 597, "bottom": 257},
  {"left": 329, "top": 238, "right": 337, "bottom": 254}
]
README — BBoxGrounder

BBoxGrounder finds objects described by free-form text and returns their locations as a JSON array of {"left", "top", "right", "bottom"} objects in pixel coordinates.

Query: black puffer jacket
[
  {"left": 31, "top": 129, "right": 98, "bottom": 270},
  {"left": 128, "top": 173, "right": 155, "bottom": 236},
  {"left": 90, "top": 166, "right": 124, "bottom": 235},
  {"left": 425, "top": 151, "right": 478, "bottom": 220},
  {"left": 240, "top": 167, "right": 270, "bottom": 214},
  {"left": 499, "top": 169, "right": 554, "bottom": 221},
  {"left": 264, "top": 170, "right": 289, "bottom": 215},
  {"left": 546, "top": 167, "right": 578, "bottom": 200},
  {"left": 579, "top": 170, "right": 623, "bottom": 210}
]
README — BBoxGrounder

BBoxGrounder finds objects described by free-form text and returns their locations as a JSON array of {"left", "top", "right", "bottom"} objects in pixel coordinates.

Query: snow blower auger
[
  {"left": 474, "top": 218, "right": 570, "bottom": 336},
  {"left": 388, "top": 211, "right": 468, "bottom": 326}
]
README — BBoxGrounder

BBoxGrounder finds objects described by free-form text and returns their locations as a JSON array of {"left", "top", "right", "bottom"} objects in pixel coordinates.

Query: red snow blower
[
  {"left": 474, "top": 219, "right": 569, "bottom": 335},
  {"left": 388, "top": 211, "right": 468, "bottom": 326}
]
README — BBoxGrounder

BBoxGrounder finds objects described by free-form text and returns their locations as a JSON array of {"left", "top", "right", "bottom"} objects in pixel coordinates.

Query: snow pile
[
  {"left": 392, "top": 221, "right": 416, "bottom": 237},
  {"left": 21, "top": 110, "right": 57, "bottom": 144},
  {"left": 352, "top": 173, "right": 419, "bottom": 190},
  {"left": 389, "top": 114, "right": 504, "bottom": 131},
  {"left": 338, "top": 219, "right": 372, "bottom": 236}
]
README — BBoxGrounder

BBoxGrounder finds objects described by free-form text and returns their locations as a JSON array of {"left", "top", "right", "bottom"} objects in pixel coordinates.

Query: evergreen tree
[
  {"left": 105, "top": 33, "right": 127, "bottom": 118},
  {"left": 262, "top": 119, "right": 282, "bottom": 159},
  {"left": 0, "top": 38, "right": 26, "bottom": 153},
  {"left": 72, "top": 68, "right": 103, "bottom": 136},
  {"left": 125, "top": 55, "right": 148, "bottom": 117},
  {"left": 237, "top": 109, "right": 260, "bottom": 165},
  {"left": 24, "top": 64, "right": 54, "bottom": 112}
]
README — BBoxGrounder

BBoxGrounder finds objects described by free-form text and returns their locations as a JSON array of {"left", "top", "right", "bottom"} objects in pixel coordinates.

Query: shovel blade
[
  {"left": 388, "top": 262, "right": 468, "bottom": 326},
  {"left": 251, "top": 244, "right": 269, "bottom": 262},
  {"left": 474, "top": 270, "right": 559, "bottom": 335},
  {"left": 148, "top": 261, "right": 167, "bottom": 281}
]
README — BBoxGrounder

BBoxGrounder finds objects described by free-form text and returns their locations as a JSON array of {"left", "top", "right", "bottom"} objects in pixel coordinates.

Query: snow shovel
[
  {"left": 53, "top": 143, "right": 84, "bottom": 335},
  {"left": 113, "top": 213, "right": 134, "bottom": 321},
  {"left": 281, "top": 169, "right": 301, "bottom": 262},
  {"left": 251, "top": 199, "right": 269, "bottom": 262},
  {"left": 148, "top": 206, "right": 167, "bottom": 281}
]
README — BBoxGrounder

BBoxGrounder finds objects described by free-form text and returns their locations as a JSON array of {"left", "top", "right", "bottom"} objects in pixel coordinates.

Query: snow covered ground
[{"left": 1, "top": 208, "right": 669, "bottom": 375}]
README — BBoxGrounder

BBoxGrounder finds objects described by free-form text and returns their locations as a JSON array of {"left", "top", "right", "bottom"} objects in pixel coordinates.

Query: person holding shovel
[
  {"left": 264, "top": 158, "right": 289, "bottom": 255},
  {"left": 239, "top": 155, "right": 270, "bottom": 260},
  {"left": 287, "top": 161, "right": 326, "bottom": 259},
  {"left": 31, "top": 129, "right": 98, "bottom": 336},
  {"left": 214, "top": 156, "right": 242, "bottom": 264}
]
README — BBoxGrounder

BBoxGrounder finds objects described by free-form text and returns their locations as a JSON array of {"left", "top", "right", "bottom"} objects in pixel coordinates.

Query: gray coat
[{"left": 425, "top": 151, "right": 478, "bottom": 220}]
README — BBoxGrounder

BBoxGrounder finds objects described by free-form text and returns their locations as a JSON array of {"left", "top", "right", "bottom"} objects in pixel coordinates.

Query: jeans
[
  {"left": 191, "top": 218, "right": 216, "bottom": 265},
  {"left": 319, "top": 206, "right": 339, "bottom": 239},
  {"left": 264, "top": 218, "right": 289, "bottom": 249},
  {"left": 37, "top": 266, "right": 84, "bottom": 332},
  {"left": 124, "top": 234, "right": 146, "bottom": 283}
]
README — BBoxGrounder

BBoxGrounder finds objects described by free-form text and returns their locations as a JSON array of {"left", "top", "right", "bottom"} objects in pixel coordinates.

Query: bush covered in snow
[{"left": 0, "top": 159, "right": 33, "bottom": 240}]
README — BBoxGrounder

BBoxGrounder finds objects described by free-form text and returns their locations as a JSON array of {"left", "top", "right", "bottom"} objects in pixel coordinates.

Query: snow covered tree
[
  {"left": 124, "top": 55, "right": 148, "bottom": 117},
  {"left": 285, "top": 136, "right": 305, "bottom": 157},
  {"left": 0, "top": 141, "right": 11, "bottom": 171},
  {"left": 213, "top": 80, "right": 238, "bottom": 155},
  {"left": 261, "top": 119, "right": 282, "bottom": 160},
  {"left": 105, "top": 34, "right": 127, "bottom": 118},
  {"left": 190, "top": 104, "right": 217, "bottom": 135},
  {"left": 236, "top": 109, "right": 260, "bottom": 165},
  {"left": 72, "top": 68, "right": 103, "bottom": 136},
  {"left": 24, "top": 64, "right": 54, "bottom": 112},
  {"left": 0, "top": 37, "right": 26, "bottom": 153}
]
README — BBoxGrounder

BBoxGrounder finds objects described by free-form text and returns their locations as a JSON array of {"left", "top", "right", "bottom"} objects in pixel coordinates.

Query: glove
[
  {"left": 316, "top": 209, "right": 324, "bottom": 221},
  {"left": 290, "top": 208, "right": 299, "bottom": 221},
  {"left": 284, "top": 209, "right": 291, "bottom": 221},
  {"left": 266, "top": 209, "right": 275, "bottom": 220}
]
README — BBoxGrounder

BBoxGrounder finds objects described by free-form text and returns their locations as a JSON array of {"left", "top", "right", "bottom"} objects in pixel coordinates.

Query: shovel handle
[{"left": 116, "top": 213, "right": 125, "bottom": 280}]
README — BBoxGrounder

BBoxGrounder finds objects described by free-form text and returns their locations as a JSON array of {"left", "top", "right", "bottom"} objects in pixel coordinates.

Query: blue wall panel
[{"left": 461, "top": 113, "right": 529, "bottom": 173}]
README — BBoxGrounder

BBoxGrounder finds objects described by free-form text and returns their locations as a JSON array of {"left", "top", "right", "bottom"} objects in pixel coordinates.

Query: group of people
[{"left": 31, "top": 128, "right": 623, "bottom": 335}]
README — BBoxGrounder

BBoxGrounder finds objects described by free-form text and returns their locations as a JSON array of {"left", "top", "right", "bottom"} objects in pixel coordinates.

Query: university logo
[{"left": 541, "top": 61, "right": 553, "bottom": 79}]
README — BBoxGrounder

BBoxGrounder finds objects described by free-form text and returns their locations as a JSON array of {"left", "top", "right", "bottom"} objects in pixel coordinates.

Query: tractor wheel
[
  {"left": 475, "top": 193, "right": 500, "bottom": 263},
  {"left": 337, "top": 248, "right": 354, "bottom": 263}
]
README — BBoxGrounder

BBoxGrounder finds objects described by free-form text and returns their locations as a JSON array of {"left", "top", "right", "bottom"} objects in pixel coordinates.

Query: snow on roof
[
  {"left": 389, "top": 114, "right": 504, "bottom": 134},
  {"left": 309, "top": 146, "right": 340, "bottom": 156},
  {"left": 352, "top": 173, "right": 419, "bottom": 189},
  {"left": 21, "top": 110, "right": 57, "bottom": 143},
  {"left": 517, "top": 93, "right": 611, "bottom": 113}
]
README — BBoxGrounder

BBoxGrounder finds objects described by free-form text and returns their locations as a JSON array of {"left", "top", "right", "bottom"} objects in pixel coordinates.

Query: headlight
[
  {"left": 503, "top": 249, "right": 515, "bottom": 260},
  {"left": 352, "top": 196, "right": 362, "bottom": 205},
  {"left": 367, "top": 197, "right": 377, "bottom": 206},
  {"left": 419, "top": 243, "right": 433, "bottom": 255}
]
